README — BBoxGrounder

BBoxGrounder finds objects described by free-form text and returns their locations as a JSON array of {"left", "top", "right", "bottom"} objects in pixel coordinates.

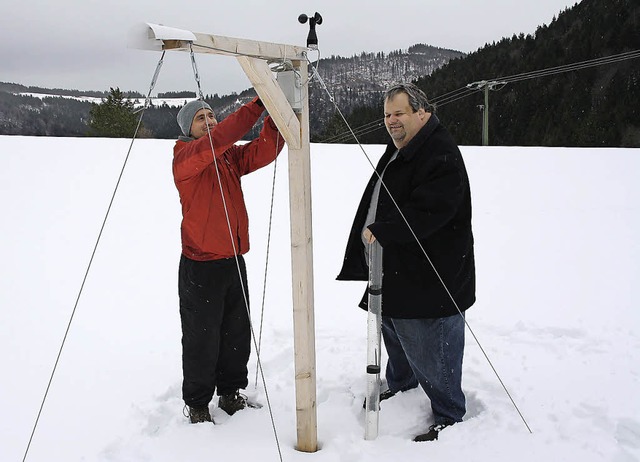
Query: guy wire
[
  {"left": 254, "top": 152, "right": 279, "bottom": 388},
  {"left": 188, "top": 44, "right": 284, "bottom": 461},
  {"left": 21, "top": 51, "right": 167, "bottom": 462}
]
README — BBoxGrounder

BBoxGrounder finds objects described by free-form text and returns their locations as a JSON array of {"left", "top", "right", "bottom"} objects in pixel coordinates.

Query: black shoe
[
  {"left": 362, "top": 388, "right": 396, "bottom": 409},
  {"left": 379, "top": 388, "right": 396, "bottom": 402},
  {"left": 218, "top": 390, "right": 247, "bottom": 416},
  {"left": 185, "top": 405, "right": 212, "bottom": 424},
  {"left": 413, "top": 423, "right": 453, "bottom": 442}
]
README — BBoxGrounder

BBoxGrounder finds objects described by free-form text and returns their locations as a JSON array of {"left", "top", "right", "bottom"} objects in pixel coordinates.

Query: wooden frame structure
[{"left": 130, "top": 23, "right": 318, "bottom": 452}]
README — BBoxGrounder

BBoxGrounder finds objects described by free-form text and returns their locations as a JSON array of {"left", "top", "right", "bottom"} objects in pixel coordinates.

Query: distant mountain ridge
[
  {"left": 0, "top": 44, "right": 462, "bottom": 139},
  {"left": 309, "top": 44, "right": 464, "bottom": 135}
]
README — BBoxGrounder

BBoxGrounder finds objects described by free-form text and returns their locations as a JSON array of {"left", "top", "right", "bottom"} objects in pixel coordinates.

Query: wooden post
[
  {"left": 238, "top": 54, "right": 317, "bottom": 452},
  {"left": 286, "top": 59, "right": 317, "bottom": 452},
  {"left": 129, "top": 23, "right": 318, "bottom": 452}
]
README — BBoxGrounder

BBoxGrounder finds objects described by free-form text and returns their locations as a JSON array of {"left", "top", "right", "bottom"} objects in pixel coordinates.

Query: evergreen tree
[{"left": 88, "top": 87, "right": 140, "bottom": 137}]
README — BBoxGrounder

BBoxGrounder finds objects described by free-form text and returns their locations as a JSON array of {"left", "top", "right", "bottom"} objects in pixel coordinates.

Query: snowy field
[
  {"left": 18, "top": 92, "right": 194, "bottom": 107},
  {"left": 1, "top": 135, "right": 639, "bottom": 462}
]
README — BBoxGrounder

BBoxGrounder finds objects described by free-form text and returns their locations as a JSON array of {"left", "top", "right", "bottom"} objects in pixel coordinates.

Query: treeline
[
  {"left": 318, "top": 0, "right": 640, "bottom": 147},
  {"left": 0, "top": 87, "right": 261, "bottom": 139},
  {"left": 0, "top": 81, "right": 144, "bottom": 99},
  {"left": 0, "top": 92, "right": 91, "bottom": 136},
  {"left": 323, "top": 43, "right": 461, "bottom": 63}
]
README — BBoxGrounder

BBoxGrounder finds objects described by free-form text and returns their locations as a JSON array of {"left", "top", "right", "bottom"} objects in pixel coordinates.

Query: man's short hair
[{"left": 384, "top": 83, "right": 432, "bottom": 113}]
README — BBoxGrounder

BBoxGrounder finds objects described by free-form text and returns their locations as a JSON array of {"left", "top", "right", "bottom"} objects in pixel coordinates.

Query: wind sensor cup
[{"left": 298, "top": 13, "right": 323, "bottom": 50}]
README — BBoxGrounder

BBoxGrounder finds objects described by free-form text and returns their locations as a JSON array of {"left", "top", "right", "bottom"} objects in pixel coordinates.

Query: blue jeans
[{"left": 382, "top": 314, "right": 466, "bottom": 425}]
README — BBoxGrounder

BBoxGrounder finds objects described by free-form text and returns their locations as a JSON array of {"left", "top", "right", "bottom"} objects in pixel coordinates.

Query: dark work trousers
[{"left": 178, "top": 254, "right": 251, "bottom": 408}]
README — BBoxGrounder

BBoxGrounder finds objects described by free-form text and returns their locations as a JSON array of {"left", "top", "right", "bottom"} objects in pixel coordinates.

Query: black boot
[
  {"left": 362, "top": 388, "right": 396, "bottom": 409},
  {"left": 218, "top": 390, "right": 247, "bottom": 416},
  {"left": 413, "top": 423, "right": 453, "bottom": 442},
  {"left": 185, "top": 405, "right": 212, "bottom": 424}
]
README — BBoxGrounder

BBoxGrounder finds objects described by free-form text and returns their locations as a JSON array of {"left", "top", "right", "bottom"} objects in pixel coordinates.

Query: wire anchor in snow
[{"left": 298, "top": 12, "right": 322, "bottom": 49}]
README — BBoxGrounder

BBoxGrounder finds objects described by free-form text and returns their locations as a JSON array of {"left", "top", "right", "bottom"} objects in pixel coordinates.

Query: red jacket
[{"left": 173, "top": 98, "right": 284, "bottom": 261}]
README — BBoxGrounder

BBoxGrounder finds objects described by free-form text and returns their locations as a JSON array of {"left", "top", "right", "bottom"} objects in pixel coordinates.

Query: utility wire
[
  {"left": 321, "top": 120, "right": 384, "bottom": 144},
  {"left": 432, "top": 88, "right": 479, "bottom": 108},
  {"left": 494, "top": 49, "right": 640, "bottom": 84},
  {"left": 254, "top": 155, "right": 279, "bottom": 388},
  {"left": 321, "top": 86, "right": 478, "bottom": 144},
  {"left": 188, "top": 44, "right": 284, "bottom": 462}
]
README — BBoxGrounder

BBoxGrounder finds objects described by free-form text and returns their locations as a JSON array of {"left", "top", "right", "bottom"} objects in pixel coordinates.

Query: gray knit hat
[{"left": 177, "top": 100, "right": 213, "bottom": 137}]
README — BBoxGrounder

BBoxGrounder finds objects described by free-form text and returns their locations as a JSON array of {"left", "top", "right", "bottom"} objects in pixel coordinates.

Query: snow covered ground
[{"left": 1, "top": 136, "right": 639, "bottom": 462}]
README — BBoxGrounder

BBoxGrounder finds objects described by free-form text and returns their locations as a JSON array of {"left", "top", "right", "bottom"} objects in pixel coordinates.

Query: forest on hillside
[
  {"left": 422, "top": 0, "right": 640, "bottom": 146},
  {"left": 321, "top": 0, "right": 640, "bottom": 147}
]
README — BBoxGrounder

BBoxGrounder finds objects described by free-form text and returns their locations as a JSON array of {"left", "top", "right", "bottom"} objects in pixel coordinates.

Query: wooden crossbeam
[
  {"left": 189, "top": 32, "right": 307, "bottom": 61},
  {"left": 130, "top": 23, "right": 307, "bottom": 61}
]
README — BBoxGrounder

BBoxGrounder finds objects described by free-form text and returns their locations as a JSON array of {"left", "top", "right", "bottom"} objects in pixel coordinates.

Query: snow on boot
[{"left": 413, "top": 423, "right": 452, "bottom": 442}]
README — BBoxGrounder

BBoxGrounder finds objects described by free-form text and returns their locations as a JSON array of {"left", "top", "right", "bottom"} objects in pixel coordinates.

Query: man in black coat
[{"left": 337, "top": 83, "right": 475, "bottom": 442}]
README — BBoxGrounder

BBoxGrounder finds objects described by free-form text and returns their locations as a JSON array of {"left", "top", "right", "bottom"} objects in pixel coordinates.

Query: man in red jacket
[{"left": 173, "top": 97, "right": 284, "bottom": 423}]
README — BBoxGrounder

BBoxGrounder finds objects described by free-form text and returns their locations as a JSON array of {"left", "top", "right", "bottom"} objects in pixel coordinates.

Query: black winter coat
[{"left": 336, "top": 115, "right": 475, "bottom": 318}]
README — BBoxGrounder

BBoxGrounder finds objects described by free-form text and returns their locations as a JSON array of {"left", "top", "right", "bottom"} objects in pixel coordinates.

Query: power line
[
  {"left": 495, "top": 49, "right": 640, "bottom": 84},
  {"left": 321, "top": 119, "right": 384, "bottom": 144},
  {"left": 465, "top": 49, "right": 640, "bottom": 144}
]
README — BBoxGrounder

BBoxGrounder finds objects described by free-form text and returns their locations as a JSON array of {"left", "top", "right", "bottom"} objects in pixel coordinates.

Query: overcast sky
[{"left": 1, "top": 0, "right": 579, "bottom": 96}]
